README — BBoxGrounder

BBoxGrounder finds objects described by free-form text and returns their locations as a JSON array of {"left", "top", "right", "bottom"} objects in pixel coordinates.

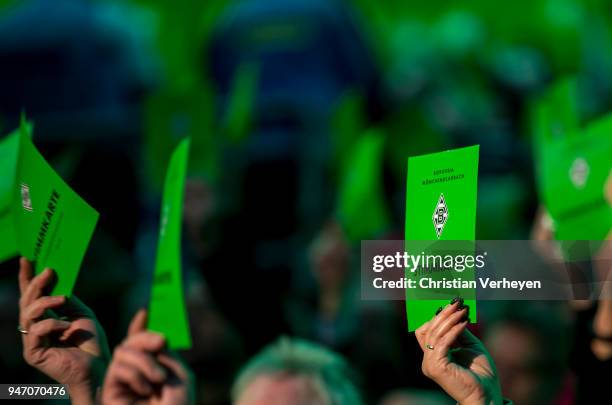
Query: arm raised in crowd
[
  {"left": 101, "top": 310, "right": 193, "bottom": 405},
  {"left": 416, "top": 301, "right": 506, "bottom": 405},
  {"left": 592, "top": 173, "right": 612, "bottom": 360},
  {"left": 18, "top": 258, "right": 110, "bottom": 404}
]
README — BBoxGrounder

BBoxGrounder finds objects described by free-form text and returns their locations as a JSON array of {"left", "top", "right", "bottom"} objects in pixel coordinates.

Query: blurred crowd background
[{"left": 0, "top": 0, "right": 611, "bottom": 404}]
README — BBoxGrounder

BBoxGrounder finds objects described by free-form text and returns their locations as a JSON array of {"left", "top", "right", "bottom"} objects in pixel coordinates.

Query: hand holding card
[{"left": 404, "top": 145, "right": 479, "bottom": 331}]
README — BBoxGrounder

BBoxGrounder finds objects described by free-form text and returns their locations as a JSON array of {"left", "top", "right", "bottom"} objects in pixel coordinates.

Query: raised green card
[
  {"left": 337, "top": 130, "right": 391, "bottom": 241},
  {"left": 405, "top": 145, "right": 479, "bottom": 331},
  {"left": 147, "top": 138, "right": 192, "bottom": 350},
  {"left": 12, "top": 121, "right": 99, "bottom": 296},
  {"left": 534, "top": 79, "right": 612, "bottom": 241},
  {"left": 541, "top": 115, "right": 612, "bottom": 241},
  {"left": 532, "top": 78, "right": 579, "bottom": 165},
  {"left": 0, "top": 131, "right": 20, "bottom": 262}
]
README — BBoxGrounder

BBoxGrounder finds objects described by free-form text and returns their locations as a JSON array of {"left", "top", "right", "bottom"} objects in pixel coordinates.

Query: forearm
[
  {"left": 592, "top": 300, "right": 612, "bottom": 360},
  {"left": 594, "top": 300, "right": 612, "bottom": 335}
]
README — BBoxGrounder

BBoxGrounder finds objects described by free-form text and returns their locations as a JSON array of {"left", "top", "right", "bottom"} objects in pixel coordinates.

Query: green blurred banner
[
  {"left": 404, "top": 145, "right": 479, "bottom": 331},
  {"left": 148, "top": 138, "right": 192, "bottom": 350}
]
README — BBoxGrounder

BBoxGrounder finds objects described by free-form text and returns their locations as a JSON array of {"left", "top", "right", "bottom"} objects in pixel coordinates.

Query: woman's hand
[
  {"left": 18, "top": 258, "right": 110, "bottom": 404},
  {"left": 102, "top": 310, "right": 193, "bottom": 405},
  {"left": 415, "top": 301, "right": 503, "bottom": 405}
]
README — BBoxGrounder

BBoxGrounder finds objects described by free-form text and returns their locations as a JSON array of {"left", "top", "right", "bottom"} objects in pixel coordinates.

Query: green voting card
[
  {"left": 337, "top": 130, "right": 391, "bottom": 241},
  {"left": 0, "top": 131, "right": 19, "bottom": 262},
  {"left": 533, "top": 79, "right": 612, "bottom": 240},
  {"left": 147, "top": 138, "right": 192, "bottom": 350},
  {"left": 533, "top": 78, "right": 579, "bottom": 142},
  {"left": 405, "top": 145, "right": 479, "bottom": 331},
  {"left": 10, "top": 121, "right": 99, "bottom": 296},
  {"left": 541, "top": 115, "right": 612, "bottom": 241}
]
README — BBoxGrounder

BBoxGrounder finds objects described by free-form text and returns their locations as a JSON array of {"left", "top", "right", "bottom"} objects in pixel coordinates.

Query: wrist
[
  {"left": 459, "top": 398, "right": 502, "bottom": 405},
  {"left": 67, "top": 382, "right": 97, "bottom": 405},
  {"left": 459, "top": 400, "right": 511, "bottom": 405},
  {"left": 65, "top": 360, "right": 107, "bottom": 405},
  {"left": 459, "top": 385, "right": 503, "bottom": 405}
]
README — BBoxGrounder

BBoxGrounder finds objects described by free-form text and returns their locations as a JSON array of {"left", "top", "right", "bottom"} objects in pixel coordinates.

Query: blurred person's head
[
  {"left": 310, "top": 220, "right": 351, "bottom": 292},
  {"left": 483, "top": 303, "right": 570, "bottom": 405},
  {"left": 232, "top": 337, "right": 362, "bottom": 405}
]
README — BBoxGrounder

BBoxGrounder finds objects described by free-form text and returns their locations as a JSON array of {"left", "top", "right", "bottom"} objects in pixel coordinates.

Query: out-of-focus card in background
[
  {"left": 337, "top": 130, "right": 391, "bottom": 241},
  {"left": 10, "top": 121, "right": 99, "bottom": 296},
  {"left": 533, "top": 78, "right": 612, "bottom": 241},
  {"left": 542, "top": 116, "right": 612, "bottom": 241},
  {"left": 147, "top": 138, "right": 192, "bottom": 350},
  {"left": 0, "top": 131, "right": 20, "bottom": 262},
  {"left": 405, "top": 145, "right": 479, "bottom": 332}
]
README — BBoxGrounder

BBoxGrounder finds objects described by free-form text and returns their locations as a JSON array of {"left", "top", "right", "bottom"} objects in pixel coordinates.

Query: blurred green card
[
  {"left": 540, "top": 115, "right": 612, "bottom": 240},
  {"left": 0, "top": 131, "right": 19, "bottom": 262},
  {"left": 534, "top": 79, "right": 612, "bottom": 240},
  {"left": 337, "top": 130, "right": 391, "bottom": 241},
  {"left": 12, "top": 122, "right": 99, "bottom": 296},
  {"left": 532, "top": 78, "right": 579, "bottom": 162},
  {"left": 147, "top": 138, "right": 192, "bottom": 350},
  {"left": 405, "top": 145, "right": 479, "bottom": 331}
]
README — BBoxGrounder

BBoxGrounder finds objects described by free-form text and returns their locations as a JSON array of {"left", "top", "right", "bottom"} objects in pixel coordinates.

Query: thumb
[
  {"left": 457, "top": 328, "right": 483, "bottom": 348},
  {"left": 128, "top": 309, "right": 148, "bottom": 336}
]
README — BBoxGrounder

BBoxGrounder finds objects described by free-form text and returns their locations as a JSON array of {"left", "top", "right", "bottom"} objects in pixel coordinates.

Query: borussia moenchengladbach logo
[
  {"left": 432, "top": 193, "right": 448, "bottom": 238},
  {"left": 569, "top": 157, "right": 589, "bottom": 189}
]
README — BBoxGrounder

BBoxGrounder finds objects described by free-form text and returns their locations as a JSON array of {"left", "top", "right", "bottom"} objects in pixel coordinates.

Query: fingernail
[
  {"left": 435, "top": 307, "right": 443, "bottom": 315},
  {"left": 461, "top": 305, "right": 470, "bottom": 322},
  {"left": 45, "top": 269, "right": 57, "bottom": 280}
]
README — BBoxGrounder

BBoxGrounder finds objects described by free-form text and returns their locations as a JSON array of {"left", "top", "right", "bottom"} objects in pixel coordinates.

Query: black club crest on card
[{"left": 432, "top": 193, "right": 448, "bottom": 239}]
